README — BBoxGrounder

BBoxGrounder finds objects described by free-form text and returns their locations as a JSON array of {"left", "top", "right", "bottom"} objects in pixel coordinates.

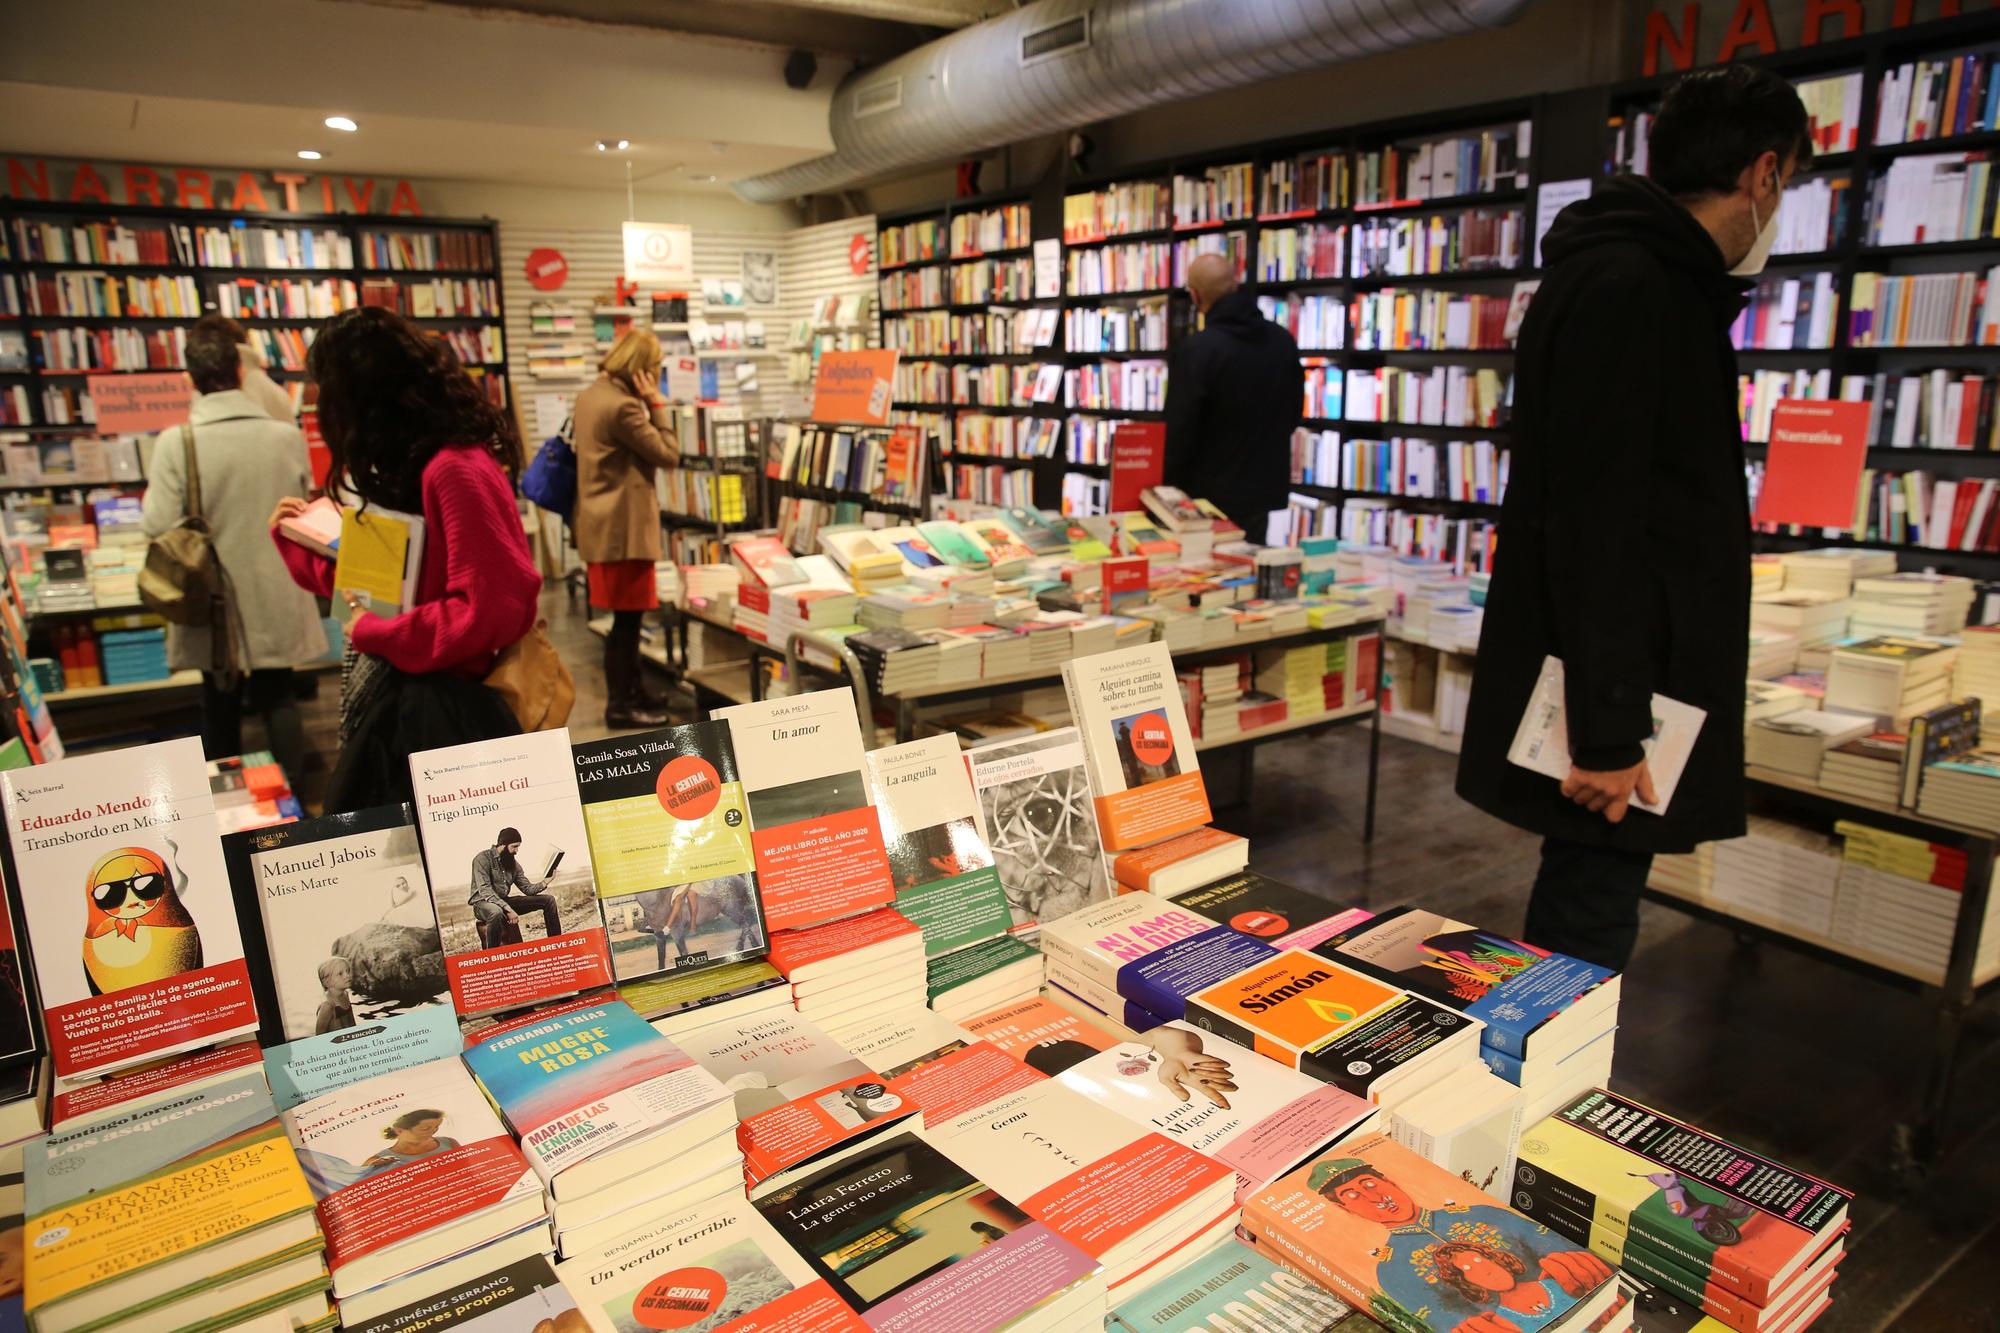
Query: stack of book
[
  {"left": 1110, "top": 825, "right": 1251, "bottom": 896},
  {"left": 1180, "top": 658, "right": 1245, "bottom": 739},
  {"left": 858, "top": 586, "right": 956, "bottom": 631},
  {"left": 1745, "top": 678, "right": 1819, "bottom": 735},
  {"left": 1746, "top": 628, "right": 1800, "bottom": 680},
  {"left": 1825, "top": 636, "right": 1958, "bottom": 725},
  {"left": 1818, "top": 730, "right": 1907, "bottom": 803},
  {"left": 1106, "top": 1239, "right": 1375, "bottom": 1332},
  {"left": 1709, "top": 820, "right": 1844, "bottom": 938},
  {"left": 1752, "top": 554, "right": 1786, "bottom": 596},
  {"left": 1169, "top": 871, "right": 1370, "bottom": 952},
  {"left": 819, "top": 524, "right": 908, "bottom": 593},
  {"left": 770, "top": 906, "right": 928, "bottom": 1044},
  {"left": 847, "top": 626, "right": 943, "bottom": 695},
  {"left": 1745, "top": 709, "right": 1875, "bottom": 778},
  {"left": 1848, "top": 571, "right": 1977, "bottom": 638},
  {"left": 1749, "top": 589, "right": 1850, "bottom": 651},
  {"left": 1957, "top": 626, "right": 2000, "bottom": 744},
  {"left": 1384, "top": 1064, "right": 1525, "bottom": 1199},
  {"left": 768, "top": 585, "right": 860, "bottom": 647},
  {"left": 1917, "top": 746, "right": 2000, "bottom": 829},
  {"left": 1835, "top": 821, "right": 2000, "bottom": 981},
  {"left": 1779, "top": 547, "right": 1896, "bottom": 598}
]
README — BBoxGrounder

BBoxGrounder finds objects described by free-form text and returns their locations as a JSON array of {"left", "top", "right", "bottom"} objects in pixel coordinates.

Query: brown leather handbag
[{"left": 484, "top": 619, "right": 575, "bottom": 732}]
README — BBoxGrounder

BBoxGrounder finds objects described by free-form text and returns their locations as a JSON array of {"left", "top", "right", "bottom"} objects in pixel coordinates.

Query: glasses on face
[{"left": 92, "top": 872, "right": 168, "bottom": 911}]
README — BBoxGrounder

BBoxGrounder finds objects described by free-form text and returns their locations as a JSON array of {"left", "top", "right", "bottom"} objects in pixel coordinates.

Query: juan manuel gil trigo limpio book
[
  {"left": 1, "top": 736, "right": 258, "bottom": 1081},
  {"left": 409, "top": 729, "right": 614, "bottom": 1017}
]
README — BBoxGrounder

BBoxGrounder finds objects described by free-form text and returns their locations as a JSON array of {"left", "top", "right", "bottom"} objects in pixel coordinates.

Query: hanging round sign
[
  {"left": 524, "top": 247, "right": 569, "bottom": 291},
  {"left": 848, "top": 232, "right": 871, "bottom": 275}
]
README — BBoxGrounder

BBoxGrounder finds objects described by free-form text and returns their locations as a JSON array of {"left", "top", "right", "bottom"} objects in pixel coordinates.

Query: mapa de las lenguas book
[
  {"left": 752, "top": 1130, "right": 1104, "bottom": 1331},
  {"left": 460, "top": 995, "right": 732, "bottom": 1199},
  {"left": 556, "top": 1186, "right": 867, "bottom": 1333},
  {"left": 573, "top": 721, "right": 769, "bottom": 985},
  {"left": 409, "top": 728, "right": 613, "bottom": 1017},
  {"left": 1508, "top": 655, "right": 1705, "bottom": 815},
  {"left": 1243, "top": 1131, "right": 1619, "bottom": 1333},
  {"left": 965, "top": 727, "right": 1112, "bottom": 932},
  {"left": 342, "top": 1255, "right": 581, "bottom": 1333},
  {"left": 1108, "top": 1238, "right": 1374, "bottom": 1333},
  {"left": 280, "top": 1054, "right": 547, "bottom": 1305},
  {"left": 715, "top": 688, "right": 895, "bottom": 932},
  {"left": 1057, "top": 1020, "right": 1378, "bottom": 1202},
  {"left": 1, "top": 736, "right": 258, "bottom": 1081},
  {"left": 1060, "top": 642, "right": 1212, "bottom": 851},
  {"left": 863, "top": 734, "right": 1012, "bottom": 957},
  {"left": 22, "top": 1066, "right": 321, "bottom": 1333},
  {"left": 223, "top": 803, "right": 449, "bottom": 1064}
]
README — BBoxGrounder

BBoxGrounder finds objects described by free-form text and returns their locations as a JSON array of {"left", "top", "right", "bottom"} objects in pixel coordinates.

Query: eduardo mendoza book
[
  {"left": 716, "top": 688, "right": 895, "bottom": 933},
  {"left": 409, "top": 729, "right": 613, "bottom": 1017},
  {"left": 1061, "top": 642, "right": 1212, "bottom": 851},
  {"left": 1, "top": 736, "right": 258, "bottom": 1081},
  {"left": 573, "top": 721, "right": 769, "bottom": 985}
]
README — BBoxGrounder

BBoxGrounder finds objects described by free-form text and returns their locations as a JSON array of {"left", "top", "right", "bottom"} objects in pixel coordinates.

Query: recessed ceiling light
[
  {"left": 617, "top": 138, "right": 630, "bottom": 150},
  {"left": 595, "top": 138, "right": 631, "bottom": 152},
  {"left": 690, "top": 173, "right": 718, "bottom": 183},
  {"left": 324, "top": 116, "right": 358, "bottom": 132},
  {"left": 297, "top": 149, "right": 323, "bottom": 160}
]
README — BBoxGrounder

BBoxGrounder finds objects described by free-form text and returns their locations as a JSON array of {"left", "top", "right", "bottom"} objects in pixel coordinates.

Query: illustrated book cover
[
  {"left": 1060, "top": 642, "right": 1212, "bottom": 851},
  {"left": 964, "top": 727, "right": 1112, "bottom": 932}
]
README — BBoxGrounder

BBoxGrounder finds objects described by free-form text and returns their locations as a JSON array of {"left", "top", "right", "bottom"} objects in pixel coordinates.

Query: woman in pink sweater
[{"left": 271, "top": 308, "right": 541, "bottom": 811}]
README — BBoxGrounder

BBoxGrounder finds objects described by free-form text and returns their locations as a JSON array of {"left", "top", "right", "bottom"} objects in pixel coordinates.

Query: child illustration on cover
[
  {"left": 1309, "top": 1156, "right": 1612, "bottom": 1333},
  {"left": 314, "top": 957, "right": 355, "bottom": 1033}
]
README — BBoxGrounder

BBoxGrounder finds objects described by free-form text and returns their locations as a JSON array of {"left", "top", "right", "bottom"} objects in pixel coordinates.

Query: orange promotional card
[{"left": 810, "top": 349, "right": 900, "bottom": 425}]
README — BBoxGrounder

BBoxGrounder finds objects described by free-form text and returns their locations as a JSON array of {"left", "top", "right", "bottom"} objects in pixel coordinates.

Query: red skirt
[{"left": 586, "top": 559, "right": 659, "bottom": 611}]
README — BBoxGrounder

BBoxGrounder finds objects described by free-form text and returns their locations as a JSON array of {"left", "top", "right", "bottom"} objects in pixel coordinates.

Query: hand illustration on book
[{"left": 1135, "top": 1027, "right": 1237, "bottom": 1108}]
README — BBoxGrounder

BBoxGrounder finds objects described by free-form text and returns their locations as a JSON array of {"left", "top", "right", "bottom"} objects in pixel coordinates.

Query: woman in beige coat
[{"left": 573, "top": 330, "right": 679, "bottom": 728}]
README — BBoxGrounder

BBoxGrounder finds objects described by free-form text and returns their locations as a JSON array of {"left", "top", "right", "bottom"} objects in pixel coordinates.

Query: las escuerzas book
[
  {"left": 1512, "top": 1090, "right": 1852, "bottom": 1310},
  {"left": 279, "top": 1054, "right": 547, "bottom": 1306},
  {"left": 47, "top": 1039, "right": 263, "bottom": 1134},
  {"left": 0, "top": 736, "right": 258, "bottom": 1081},
  {"left": 572, "top": 721, "right": 769, "bottom": 985},
  {"left": 1060, "top": 642, "right": 1212, "bottom": 852},
  {"left": 223, "top": 803, "right": 448, "bottom": 1054},
  {"left": 343, "top": 1254, "right": 581, "bottom": 1333},
  {"left": 1057, "top": 1020, "right": 1378, "bottom": 1204},
  {"left": 1315, "top": 907, "right": 1621, "bottom": 1066},
  {"left": 1507, "top": 655, "right": 1706, "bottom": 816},
  {"left": 965, "top": 727, "right": 1113, "bottom": 933},
  {"left": 22, "top": 1066, "right": 320, "bottom": 1333},
  {"left": 333, "top": 505, "right": 426, "bottom": 619},
  {"left": 1107, "top": 1238, "right": 1373, "bottom": 1333},
  {"left": 1038, "top": 892, "right": 1278, "bottom": 1022},
  {"left": 752, "top": 1129, "right": 1105, "bottom": 1332},
  {"left": 461, "top": 995, "right": 733, "bottom": 1202},
  {"left": 555, "top": 1193, "right": 867, "bottom": 1333},
  {"left": 1183, "top": 949, "right": 1482, "bottom": 1103},
  {"left": 1243, "top": 1134, "right": 1621, "bottom": 1333},
  {"left": 862, "top": 734, "right": 1012, "bottom": 958},
  {"left": 920, "top": 1076, "right": 1237, "bottom": 1288},
  {"left": 840, "top": 1008, "right": 1044, "bottom": 1125},
  {"left": 1110, "top": 825, "right": 1249, "bottom": 896},
  {"left": 960, "top": 996, "right": 1122, "bottom": 1077},
  {"left": 408, "top": 728, "right": 614, "bottom": 1018},
  {"left": 714, "top": 688, "right": 895, "bottom": 933},
  {"left": 1170, "top": 871, "right": 1374, "bottom": 952}
]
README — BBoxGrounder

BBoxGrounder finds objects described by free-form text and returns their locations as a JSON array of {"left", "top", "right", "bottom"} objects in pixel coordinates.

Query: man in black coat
[
  {"left": 1456, "top": 66, "right": 1813, "bottom": 970},
  {"left": 1164, "top": 252, "right": 1304, "bottom": 534}
]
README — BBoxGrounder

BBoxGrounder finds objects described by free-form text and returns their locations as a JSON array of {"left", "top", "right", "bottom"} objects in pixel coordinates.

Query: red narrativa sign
[
  {"left": 1108, "top": 421, "right": 1166, "bottom": 513},
  {"left": 1754, "top": 398, "right": 1870, "bottom": 530}
]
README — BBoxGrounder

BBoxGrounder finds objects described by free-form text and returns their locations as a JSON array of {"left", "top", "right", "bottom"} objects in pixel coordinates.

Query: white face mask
[{"left": 1730, "top": 178, "right": 1781, "bottom": 277}]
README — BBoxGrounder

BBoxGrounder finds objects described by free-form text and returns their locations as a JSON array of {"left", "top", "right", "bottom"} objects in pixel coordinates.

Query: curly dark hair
[
  {"left": 1429, "top": 1239, "right": 1529, "bottom": 1303},
  {"left": 306, "top": 307, "right": 522, "bottom": 513}
]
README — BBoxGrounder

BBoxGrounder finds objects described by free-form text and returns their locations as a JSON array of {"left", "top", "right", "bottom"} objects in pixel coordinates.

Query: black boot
[{"left": 604, "top": 632, "right": 669, "bottom": 728}]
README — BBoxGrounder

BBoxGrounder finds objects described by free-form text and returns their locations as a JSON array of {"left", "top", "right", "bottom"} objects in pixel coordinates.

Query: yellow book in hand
[{"left": 333, "top": 506, "right": 425, "bottom": 618}]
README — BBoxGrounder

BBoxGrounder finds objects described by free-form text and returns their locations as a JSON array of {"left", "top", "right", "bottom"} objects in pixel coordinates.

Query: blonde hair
[{"left": 601, "top": 329, "right": 663, "bottom": 383}]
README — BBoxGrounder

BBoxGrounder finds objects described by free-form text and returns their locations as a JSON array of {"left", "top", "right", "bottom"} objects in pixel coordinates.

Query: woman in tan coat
[{"left": 573, "top": 330, "right": 679, "bottom": 727}]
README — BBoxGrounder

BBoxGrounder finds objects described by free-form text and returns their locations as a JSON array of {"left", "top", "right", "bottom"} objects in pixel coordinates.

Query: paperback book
[
  {"left": 926, "top": 934, "right": 1044, "bottom": 1023},
  {"left": 1509, "top": 656, "right": 1705, "bottom": 815},
  {"left": 863, "top": 734, "right": 1013, "bottom": 957},
  {"left": 1061, "top": 642, "right": 1212, "bottom": 851},
  {"left": 1, "top": 737, "right": 258, "bottom": 1080},
  {"left": 573, "top": 722, "right": 768, "bottom": 984},
  {"left": 1107, "top": 1239, "right": 1372, "bottom": 1333},
  {"left": 960, "top": 996, "right": 1122, "bottom": 1076},
  {"left": 410, "top": 729, "right": 613, "bottom": 1017},
  {"left": 1171, "top": 871, "right": 1371, "bottom": 951},
  {"left": 1040, "top": 892, "right": 1276, "bottom": 1020},
  {"left": 966, "top": 727, "right": 1113, "bottom": 931},
  {"left": 716, "top": 688, "right": 895, "bottom": 932},
  {"left": 841, "top": 1008, "right": 1044, "bottom": 1123},
  {"left": 1111, "top": 825, "right": 1249, "bottom": 896},
  {"left": 46, "top": 1038, "right": 263, "bottom": 1133},
  {"left": 344, "top": 1255, "right": 580, "bottom": 1333},
  {"left": 334, "top": 506, "right": 425, "bottom": 619},
  {"left": 626, "top": 957, "right": 788, "bottom": 1030}
]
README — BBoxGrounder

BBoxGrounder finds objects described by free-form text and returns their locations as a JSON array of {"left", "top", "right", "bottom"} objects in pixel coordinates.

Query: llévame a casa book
[
  {"left": 572, "top": 720, "right": 769, "bottom": 986},
  {"left": 408, "top": 729, "right": 613, "bottom": 1017},
  {"left": 1060, "top": 641, "right": 1212, "bottom": 852},
  {"left": 1, "top": 736, "right": 259, "bottom": 1082},
  {"left": 1507, "top": 654, "right": 1706, "bottom": 814}
]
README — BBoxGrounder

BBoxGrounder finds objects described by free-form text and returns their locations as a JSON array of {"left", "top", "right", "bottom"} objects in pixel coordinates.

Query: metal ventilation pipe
[{"left": 733, "top": 0, "right": 1535, "bottom": 202}]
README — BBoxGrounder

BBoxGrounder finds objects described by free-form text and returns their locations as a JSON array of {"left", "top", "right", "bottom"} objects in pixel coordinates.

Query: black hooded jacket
[
  {"left": 1163, "top": 287, "right": 1304, "bottom": 531},
  {"left": 1455, "top": 174, "right": 1753, "bottom": 854}
]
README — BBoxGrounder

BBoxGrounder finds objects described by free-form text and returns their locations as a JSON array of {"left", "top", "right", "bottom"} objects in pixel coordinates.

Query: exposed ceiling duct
[{"left": 732, "top": 0, "right": 1535, "bottom": 202}]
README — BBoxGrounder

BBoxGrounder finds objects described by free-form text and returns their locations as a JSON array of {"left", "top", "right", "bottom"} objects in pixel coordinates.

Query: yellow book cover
[{"left": 332, "top": 506, "right": 424, "bottom": 618}]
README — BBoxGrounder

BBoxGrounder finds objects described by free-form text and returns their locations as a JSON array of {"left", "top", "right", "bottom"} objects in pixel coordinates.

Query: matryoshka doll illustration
[{"left": 82, "top": 840, "right": 202, "bottom": 995}]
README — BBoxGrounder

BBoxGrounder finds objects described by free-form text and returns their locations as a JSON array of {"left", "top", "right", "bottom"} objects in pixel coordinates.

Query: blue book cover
[
  {"left": 1116, "top": 927, "right": 1279, "bottom": 1021},
  {"left": 1047, "top": 978, "right": 1172, "bottom": 1033},
  {"left": 1109, "top": 1238, "right": 1369, "bottom": 1332},
  {"left": 263, "top": 1007, "right": 462, "bottom": 1112}
]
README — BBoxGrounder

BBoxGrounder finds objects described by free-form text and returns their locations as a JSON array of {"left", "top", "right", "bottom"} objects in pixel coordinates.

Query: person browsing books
[
  {"left": 1162, "top": 252, "right": 1303, "bottom": 536},
  {"left": 468, "top": 827, "right": 562, "bottom": 945},
  {"left": 573, "top": 330, "right": 680, "bottom": 729},
  {"left": 269, "top": 307, "right": 541, "bottom": 812},
  {"left": 141, "top": 315, "right": 326, "bottom": 785},
  {"left": 1456, "top": 66, "right": 1813, "bottom": 969}
]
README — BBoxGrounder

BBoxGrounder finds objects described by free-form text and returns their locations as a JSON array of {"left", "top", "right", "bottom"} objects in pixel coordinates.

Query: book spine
[
  {"left": 1238, "top": 1199, "right": 1391, "bottom": 1328},
  {"left": 1513, "top": 1181, "right": 1768, "bottom": 1324}
]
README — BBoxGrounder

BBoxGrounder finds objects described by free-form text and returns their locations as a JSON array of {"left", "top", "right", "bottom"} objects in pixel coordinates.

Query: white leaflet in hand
[{"left": 1506, "top": 655, "right": 1706, "bottom": 814}]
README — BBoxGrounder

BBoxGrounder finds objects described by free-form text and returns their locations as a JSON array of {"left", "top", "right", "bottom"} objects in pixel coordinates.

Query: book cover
[
  {"left": 281, "top": 1056, "right": 542, "bottom": 1295},
  {"left": 715, "top": 689, "right": 895, "bottom": 933},
  {"left": 573, "top": 723, "right": 768, "bottom": 984},
  {"left": 863, "top": 735, "right": 1012, "bottom": 958},
  {"left": 264, "top": 1007, "right": 463, "bottom": 1114},
  {"left": 841, "top": 1009, "right": 1044, "bottom": 1123},
  {"left": 334, "top": 506, "right": 425, "bottom": 619},
  {"left": 556, "top": 1194, "right": 865, "bottom": 1333},
  {"left": 925, "top": 934, "right": 1041, "bottom": 1008},
  {"left": 463, "top": 997, "right": 731, "bottom": 1191},
  {"left": 1244, "top": 1132, "right": 1614, "bottom": 1333},
  {"left": 409, "top": 729, "right": 614, "bottom": 1017},
  {"left": 48, "top": 1039, "right": 263, "bottom": 1133},
  {"left": 1038, "top": 892, "right": 1220, "bottom": 995},
  {"left": 1508, "top": 656, "right": 1705, "bottom": 815},
  {"left": 1, "top": 737, "right": 257, "bottom": 1080},
  {"left": 1058, "top": 1021, "right": 1377, "bottom": 1202},
  {"left": 1061, "top": 642, "right": 1211, "bottom": 851},
  {"left": 225, "top": 804, "right": 447, "bottom": 1051},
  {"left": 1171, "top": 872, "right": 1371, "bottom": 951},
  {"left": 1108, "top": 1239, "right": 1370, "bottom": 1333},
  {"left": 960, "top": 997, "right": 1121, "bottom": 1077},
  {"left": 344, "top": 1255, "right": 581, "bottom": 1333},
  {"left": 1110, "top": 825, "right": 1248, "bottom": 895},
  {"left": 752, "top": 1130, "right": 1101, "bottom": 1330},
  {"left": 965, "top": 728, "right": 1112, "bottom": 931}
]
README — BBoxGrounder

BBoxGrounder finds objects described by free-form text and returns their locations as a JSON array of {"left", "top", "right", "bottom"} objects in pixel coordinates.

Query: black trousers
[
  {"left": 202, "top": 668, "right": 306, "bottom": 785},
  {"left": 1524, "top": 837, "right": 1654, "bottom": 971},
  {"left": 602, "top": 610, "right": 645, "bottom": 706}
]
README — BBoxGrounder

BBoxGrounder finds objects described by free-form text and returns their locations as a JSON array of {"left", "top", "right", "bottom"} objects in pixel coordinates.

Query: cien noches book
[
  {"left": 1171, "top": 872, "right": 1371, "bottom": 952},
  {"left": 409, "top": 729, "right": 613, "bottom": 1017},
  {"left": 1107, "top": 1239, "right": 1371, "bottom": 1333},
  {"left": 462, "top": 996, "right": 733, "bottom": 1201},
  {"left": 343, "top": 1255, "right": 581, "bottom": 1333},
  {"left": 863, "top": 734, "right": 1012, "bottom": 957},
  {"left": 1508, "top": 655, "right": 1706, "bottom": 815},
  {"left": 573, "top": 721, "right": 769, "bottom": 984},
  {"left": 1040, "top": 892, "right": 1276, "bottom": 1021},
  {"left": 1061, "top": 643, "right": 1212, "bottom": 851},
  {"left": 840, "top": 1008, "right": 1043, "bottom": 1124},
  {"left": 1, "top": 736, "right": 258, "bottom": 1080},
  {"left": 966, "top": 727, "right": 1112, "bottom": 931},
  {"left": 716, "top": 688, "right": 895, "bottom": 932}
]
